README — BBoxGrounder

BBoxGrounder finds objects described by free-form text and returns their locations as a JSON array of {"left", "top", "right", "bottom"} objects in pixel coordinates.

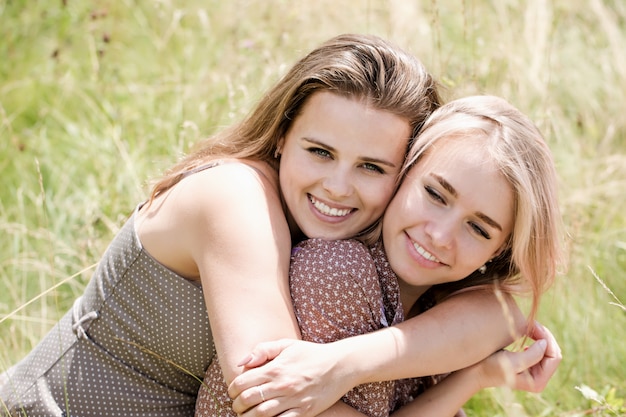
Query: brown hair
[{"left": 148, "top": 34, "right": 441, "bottom": 243}]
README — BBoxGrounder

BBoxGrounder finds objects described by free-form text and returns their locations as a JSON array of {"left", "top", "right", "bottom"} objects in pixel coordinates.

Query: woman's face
[
  {"left": 382, "top": 136, "right": 514, "bottom": 287},
  {"left": 279, "top": 91, "right": 411, "bottom": 240}
]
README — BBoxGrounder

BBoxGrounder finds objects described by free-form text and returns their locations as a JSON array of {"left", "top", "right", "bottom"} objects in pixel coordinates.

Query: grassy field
[{"left": 1, "top": 0, "right": 625, "bottom": 415}]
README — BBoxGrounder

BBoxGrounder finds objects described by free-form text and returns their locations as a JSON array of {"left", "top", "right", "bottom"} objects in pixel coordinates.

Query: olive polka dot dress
[{"left": 0, "top": 205, "right": 213, "bottom": 417}]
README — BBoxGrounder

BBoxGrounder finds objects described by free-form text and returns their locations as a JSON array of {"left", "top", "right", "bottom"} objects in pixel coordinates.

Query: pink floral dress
[{"left": 195, "top": 238, "right": 439, "bottom": 417}]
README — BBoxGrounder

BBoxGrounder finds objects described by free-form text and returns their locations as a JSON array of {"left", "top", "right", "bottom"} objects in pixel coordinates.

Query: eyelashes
[
  {"left": 424, "top": 185, "right": 491, "bottom": 240},
  {"left": 306, "top": 147, "right": 386, "bottom": 174}
]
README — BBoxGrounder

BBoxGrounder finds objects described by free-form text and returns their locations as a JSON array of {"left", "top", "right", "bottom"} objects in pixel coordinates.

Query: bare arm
[
  {"left": 230, "top": 289, "right": 526, "bottom": 416},
  {"left": 183, "top": 163, "right": 301, "bottom": 383},
  {"left": 180, "top": 166, "right": 372, "bottom": 417},
  {"left": 392, "top": 322, "right": 561, "bottom": 416}
]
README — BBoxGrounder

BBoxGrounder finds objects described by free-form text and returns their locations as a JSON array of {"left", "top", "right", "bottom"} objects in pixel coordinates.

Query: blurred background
[{"left": 1, "top": 1, "right": 625, "bottom": 415}]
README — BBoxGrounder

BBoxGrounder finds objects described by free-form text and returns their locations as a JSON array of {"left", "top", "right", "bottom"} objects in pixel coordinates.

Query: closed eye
[
  {"left": 469, "top": 222, "right": 491, "bottom": 239},
  {"left": 425, "top": 185, "right": 445, "bottom": 204}
]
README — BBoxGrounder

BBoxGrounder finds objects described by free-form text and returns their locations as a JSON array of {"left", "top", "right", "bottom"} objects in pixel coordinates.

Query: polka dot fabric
[
  {"left": 0, "top": 208, "right": 213, "bottom": 417},
  {"left": 291, "top": 239, "right": 405, "bottom": 416},
  {"left": 196, "top": 238, "right": 436, "bottom": 417}
]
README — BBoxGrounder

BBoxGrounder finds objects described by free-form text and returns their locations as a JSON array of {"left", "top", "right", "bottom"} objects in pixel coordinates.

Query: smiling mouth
[
  {"left": 309, "top": 195, "right": 353, "bottom": 217},
  {"left": 412, "top": 241, "right": 442, "bottom": 263}
]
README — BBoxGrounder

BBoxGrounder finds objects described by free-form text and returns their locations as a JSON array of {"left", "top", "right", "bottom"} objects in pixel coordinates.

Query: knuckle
[
  {"left": 256, "top": 403, "right": 274, "bottom": 417},
  {"left": 230, "top": 379, "right": 244, "bottom": 393},
  {"left": 239, "top": 390, "right": 254, "bottom": 405}
]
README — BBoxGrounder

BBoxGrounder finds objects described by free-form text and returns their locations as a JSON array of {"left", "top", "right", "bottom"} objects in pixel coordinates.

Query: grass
[{"left": 1, "top": 0, "right": 625, "bottom": 415}]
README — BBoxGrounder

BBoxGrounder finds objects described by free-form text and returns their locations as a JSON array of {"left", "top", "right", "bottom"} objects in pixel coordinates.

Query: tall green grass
[{"left": 1, "top": 1, "right": 624, "bottom": 415}]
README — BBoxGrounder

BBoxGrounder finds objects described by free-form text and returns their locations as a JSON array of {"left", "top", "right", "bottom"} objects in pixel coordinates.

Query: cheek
[
  {"left": 458, "top": 239, "right": 497, "bottom": 271},
  {"left": 363, "top": 180, "right": 397, "bottom": 216},
  {"left": 281, "top": 156, "right": 312, "bottom": 187},
  {"left": 279, "top": 162, "right": 302, "bottom": 204}
]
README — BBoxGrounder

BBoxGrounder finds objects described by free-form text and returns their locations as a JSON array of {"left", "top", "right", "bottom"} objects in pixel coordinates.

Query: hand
[
  {"left": 475, "top": 321, "right": 561, "bottom": 392},
  {"left": 228, "top": 339, "right": 354, "bottom": 417}
]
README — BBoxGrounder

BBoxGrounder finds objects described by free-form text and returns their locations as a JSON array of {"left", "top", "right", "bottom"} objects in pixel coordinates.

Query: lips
[
  {"left": 412, "top": 241, "right": 440, "bottom": 262},
  {"left": 308, "top": 195, "right": 354, "bottom": 217},
  {"left": 407, "top": 235, "right": 447, "bottom": 266}
]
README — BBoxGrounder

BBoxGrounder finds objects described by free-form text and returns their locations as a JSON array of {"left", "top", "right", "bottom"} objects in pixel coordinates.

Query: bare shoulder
[
  {"left": 135, "top": 160, "right": 288, "bottom": 279},
  {"left": 178, "top": 160, "right": 280, "bottom": 212}
]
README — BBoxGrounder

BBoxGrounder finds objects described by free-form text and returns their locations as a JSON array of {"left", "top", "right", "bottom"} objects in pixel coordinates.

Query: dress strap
[
  {"left": 182, "top": 160, "right": 273, "bottom": 184},
  {"left": 71, "top": 297, "right": 99, "bottom": 340},
  {"left": 181, "top": 160, "right": 223, "bottom": 179}
]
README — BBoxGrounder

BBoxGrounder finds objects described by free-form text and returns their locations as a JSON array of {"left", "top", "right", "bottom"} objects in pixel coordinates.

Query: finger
[
  {"left": 528, "top": 321, "right": 562, "bottom": 362},
  {"left": 527, "top": 356, "right": 559, "bottom": 392},
  {"left": 229, "top": 341, "right": 296, "bottom": 400},
  {"left": 236, "top": 339, "right": 297, "bottom": 368},
  {"left": 230, "top": 380, "right": 268, "bottom": 413},
  {"left": 527, "top": 320, "right": 546, "bottom": 340},
  {"left": 510, "top": 324, "right": 562, "bottom": 393},
  {"left": 489, "top": 343, "right": 544, "bottom": 390},
  {"left": 512, "top": 339, "right": 547, "bottom": 372},
  {"left": 237, "top": 397, "right": 304, "bottom": 417},
  {"left": 531, "top": 337, "right": 561, "bottom": 386},
  {"left": 522, "top": 338, "right": 564, "bottom": 392},
  {"left": 539, "top": 325, "right": 562, "bottom": 360}
]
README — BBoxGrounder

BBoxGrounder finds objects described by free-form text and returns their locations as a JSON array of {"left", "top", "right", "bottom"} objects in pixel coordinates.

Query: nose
[
  {"left": 322, "top": 166, "right": 353, "bottom": 199},
  {"left": 424, "top": 217, "right": 455, "bottom": 250}
]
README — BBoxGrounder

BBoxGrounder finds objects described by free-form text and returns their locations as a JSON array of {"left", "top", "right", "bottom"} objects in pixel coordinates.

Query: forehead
[
  {"left": 291, "top": 91, "right": 411, "bottom": 148},
  {"left": 416, "top": 135, "right": 515, "bottom": 231},
  {"left": 419, "top": 134, "right": 492, "bottom": 169}
]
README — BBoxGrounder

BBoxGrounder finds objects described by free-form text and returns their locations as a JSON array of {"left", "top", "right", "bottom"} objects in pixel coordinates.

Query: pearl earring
[{"left": 478, "top": 264, "right": 487, "bottom": 274}]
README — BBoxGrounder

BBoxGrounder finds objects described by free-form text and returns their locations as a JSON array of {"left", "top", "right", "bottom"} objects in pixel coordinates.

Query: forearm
[
  {"left": 391, "top": 368, "right": 481, "bottom": 417},
  {"left": 392, "top": 328, "right": 562, "bottom": 416},
  {"left": 332, "top": 290, "right": 525, "bottom": 385},
  {"left": 194, "top": 164, "right": 301, "bottom": 384},
  {"left": 315, "top": 401, "right": 370, "bottom": 417}
]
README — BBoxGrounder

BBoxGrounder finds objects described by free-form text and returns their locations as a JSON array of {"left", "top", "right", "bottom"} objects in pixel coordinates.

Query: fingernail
[
  {"left": 537, "top": 339, "right": 547, "bottom": 350},
  {"left": 237, "top": 354, "right": 253, "bottom": 367}
]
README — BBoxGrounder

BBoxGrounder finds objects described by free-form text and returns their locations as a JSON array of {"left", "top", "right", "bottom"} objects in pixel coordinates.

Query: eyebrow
[
  {"left": 303, "top": 137, "right": 399, "bottom": 168},
  {"left": 430, "top": 173, "right": 504, "bottom": 232}
]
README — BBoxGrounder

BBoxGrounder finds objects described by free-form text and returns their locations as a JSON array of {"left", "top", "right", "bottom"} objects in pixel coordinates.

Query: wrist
[
  {"left": 327, "top": 338, "right": 367, "bottom": 389},
  {"left": 459, "top": 363, "right": 486, "bottom": 394},
  {"left": 330, "top": 326, "right": 406, "bottom": 386}
]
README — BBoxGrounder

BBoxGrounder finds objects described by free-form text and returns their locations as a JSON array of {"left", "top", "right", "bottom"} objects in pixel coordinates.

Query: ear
[
  {"left": 491, "top": 238, "right": 511, "bottom": 260},
  {"left": 275, "top": 138, "right": 285, "bottom": 158}
]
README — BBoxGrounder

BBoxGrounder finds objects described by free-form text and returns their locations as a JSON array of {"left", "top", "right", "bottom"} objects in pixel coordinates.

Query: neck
[
  {"left": 283, "top": 205, "right": 305, "bottom": 245},
  {"left": 398, "top": 279, "right": 430, "bottom": 317}
]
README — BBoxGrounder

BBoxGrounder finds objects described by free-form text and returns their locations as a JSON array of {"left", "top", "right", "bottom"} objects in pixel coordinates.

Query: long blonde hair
[
  {"left": 149, "top": 34, "right": 441, "bottom": 218},
  {"left": 405, "top": 95, "right": 566, "bottom": 323}
]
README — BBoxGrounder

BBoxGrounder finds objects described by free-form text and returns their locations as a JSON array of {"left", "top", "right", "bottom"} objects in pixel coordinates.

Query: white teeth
[
  {"left": 310, "top": 196, "right": 352, "bottom": 217},
  {"left": 412, "top": 242, "right": 440, "bottom": 263}
]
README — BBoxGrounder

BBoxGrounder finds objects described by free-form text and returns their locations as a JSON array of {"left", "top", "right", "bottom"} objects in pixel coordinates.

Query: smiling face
[
  {"left": 279, "top": 91, "right": 411, "bottom": 240},
  {"left": 382, "top": 135, "right": 515, "bottom": 289}
]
